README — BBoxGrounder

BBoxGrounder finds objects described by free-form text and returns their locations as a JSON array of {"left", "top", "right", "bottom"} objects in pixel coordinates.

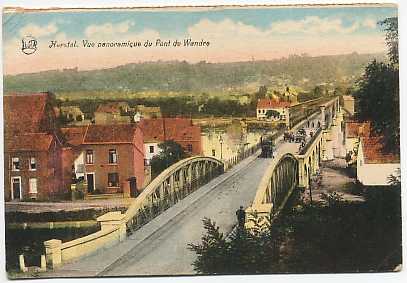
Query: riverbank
[{"left": 5, "top": 198, "right": 132, "bottom": 213}]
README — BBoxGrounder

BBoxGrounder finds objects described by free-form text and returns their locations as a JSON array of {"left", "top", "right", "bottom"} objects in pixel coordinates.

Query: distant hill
[{"left": 4, "top": 52, "right": 385, "bottom": 97}]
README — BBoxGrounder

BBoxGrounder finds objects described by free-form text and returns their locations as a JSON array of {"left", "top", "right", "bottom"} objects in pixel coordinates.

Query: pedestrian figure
[{"left": 236, "top": 206, "right": 246, "bottom": 229}]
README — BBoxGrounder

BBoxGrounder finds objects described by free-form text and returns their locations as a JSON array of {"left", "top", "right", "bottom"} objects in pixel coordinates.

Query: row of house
[
  {"left": 4, "top": 93, "right": 201, "bottom": 201},
  {"left": 60, "top": 102, "right": 162, "bottom": 126}
]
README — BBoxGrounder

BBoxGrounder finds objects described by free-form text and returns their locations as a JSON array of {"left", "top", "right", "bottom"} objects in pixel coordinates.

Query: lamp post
[{"left": 219, "top": 135, "right": 224, "bottom": 160}]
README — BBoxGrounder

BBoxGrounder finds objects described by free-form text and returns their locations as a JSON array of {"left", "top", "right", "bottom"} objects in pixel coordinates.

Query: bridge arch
[
  {"left": 124, "top": 156, "right": 224, "bottom": 232},
  {"left": 248, "top": 153, "right": 299, "bottom": 219}
]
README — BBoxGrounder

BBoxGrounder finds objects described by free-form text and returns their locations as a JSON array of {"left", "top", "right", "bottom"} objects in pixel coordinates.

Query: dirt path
[{"left": 305, "top": 158, "right": 364, "bottom": 203}]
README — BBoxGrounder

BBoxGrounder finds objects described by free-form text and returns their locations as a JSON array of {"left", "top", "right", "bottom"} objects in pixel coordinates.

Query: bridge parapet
[
  {"left": 246, "top": 152, "right": 298, "bottom": 228},
  {"left": 296, "top": 126, "right": 324, "bottom": 188},
  {"left": 124, "top": 156, "right": 224, "bottom": 230}
]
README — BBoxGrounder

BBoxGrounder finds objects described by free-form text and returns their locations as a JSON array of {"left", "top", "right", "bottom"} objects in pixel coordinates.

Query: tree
[
  {"left": 379, "top": 17, "right": 398, "bottom": 65},
  {"left": 313, "top": 85, "right": 323, "bottom": 97},
  {"left": 189, "top": 188, "right": 401, "bottom": 274},
  {"left": 354, "top": 17, "right": 399, "bottom": 152},
  {"left": 150, "top": 140, "right": 187, "bottom": 177},
  {"left": 266, "top": 109, "right": 280, "bottom": 119}
]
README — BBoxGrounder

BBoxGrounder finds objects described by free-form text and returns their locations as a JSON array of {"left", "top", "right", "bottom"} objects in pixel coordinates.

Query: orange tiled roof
[
  {"left": 61, "top": 126, "right": 88, "bottom": 147},
  {"left": 139, "top": 118, "right": 200, "bottom": 143},
  {"left": 346, "top": 122, "right": 371, "bottom": 138},
  {"left": 361, "top": 136, "right": 400, "bottom": 164},
  {"left": 257, "top": 99, "right": 291, "bottom": 109},
  {"left": 5, "top": 133, "right": 54, "bottom": 152},
  {"left": 4, "top": 93, "right": 49, "bottom": 134},
  {"left": 83, "top": 124, "right": 138, "bottom": 144}
]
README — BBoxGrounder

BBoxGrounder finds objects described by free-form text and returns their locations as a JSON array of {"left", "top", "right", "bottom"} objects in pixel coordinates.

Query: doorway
[
  {"left": 86, "top": 173, "right": 95, "bottom": 193},
  {"left": 11, "top": 177, "right": 22, "bottom": 200}
]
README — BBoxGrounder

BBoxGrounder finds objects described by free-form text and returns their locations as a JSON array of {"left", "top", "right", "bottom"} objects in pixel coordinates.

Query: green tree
[
  {"left": 354, "top": 17, "right": 399, "bottom": 152},
  {"left": 266, "top": 109, "right": 280, "bottom": 119},
  {"left": 150, "top": 140, "right": 187, "bottom": 177},
  {"left": 379, "top": 17, "right": 398, "bottom": 65},
  {"left": 313, "top": 85, "right": 323, "bottom": 97},
  {"left": 189, "top": 187, "right": 401, "bottom": 274}
]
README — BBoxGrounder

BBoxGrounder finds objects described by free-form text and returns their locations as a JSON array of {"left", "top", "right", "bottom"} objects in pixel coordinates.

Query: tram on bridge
[{"left": 260, "top": 135, "right": 275, "bottom": 158}]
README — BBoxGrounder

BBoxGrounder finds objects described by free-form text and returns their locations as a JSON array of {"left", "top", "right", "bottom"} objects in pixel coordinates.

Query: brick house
[
  {"left": 139, "top": 118, "right": 202, "bottom": 165},
  {"left": 79, "top": 124, "right": 145, "bottom": 194},
  {"left": 4, "top": 93, "right": 67, "bottom": 201}
]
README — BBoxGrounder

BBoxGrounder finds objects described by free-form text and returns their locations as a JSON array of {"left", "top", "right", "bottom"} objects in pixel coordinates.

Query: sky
[{"left": 3, "top": 4, "right": 398, "bottom": 75}]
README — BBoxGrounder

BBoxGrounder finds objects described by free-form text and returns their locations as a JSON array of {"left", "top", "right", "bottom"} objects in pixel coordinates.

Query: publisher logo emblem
[{"left": 21, "top": 36, "right": 37, "bottom": 55}]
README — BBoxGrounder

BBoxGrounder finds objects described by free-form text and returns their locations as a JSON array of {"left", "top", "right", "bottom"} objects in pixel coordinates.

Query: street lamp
[{"left": 219, "top": 135, "right": 224, "bottom": 159}]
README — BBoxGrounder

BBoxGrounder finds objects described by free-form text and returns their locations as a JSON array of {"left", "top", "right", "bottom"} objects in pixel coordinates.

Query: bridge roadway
[
  {"left": 46, "top": 139, "right": 298, "bottom": 278},
  {"left": 105, "top": 140, "right": 298, "bottom": 277}
]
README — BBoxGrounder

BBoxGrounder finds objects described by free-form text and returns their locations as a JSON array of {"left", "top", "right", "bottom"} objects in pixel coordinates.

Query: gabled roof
[
  {"left": 4, "top": 93, "right": 50, "bottom": 134},
  {"left": 360, "top": 136, "right": 400, "bottom": 164},
  {"left": 345, "top": 122, "right": 371, "bottom": 138},
  {"left": 257, "top": 99, "right": 291, "bottom": 109},
  {"left": 5, "top": 133, "right": 54, "bottom": 152},
  {"left": 164, "top": 118, "right": 201, "bottom": 142},
  {"left": 82, "top": 124, "right": 138, "bottom": 144},
  {"left": 61, "top": 126, "right": 88, "bottom": 147},
  {"left": 139, "top": 118, "right": 200, "bottom": 143},
  {"left": 138, "top": 119, "right": 165, "bottom": 142}
]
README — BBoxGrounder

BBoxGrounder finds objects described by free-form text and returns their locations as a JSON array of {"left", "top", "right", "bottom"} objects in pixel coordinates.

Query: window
[
  {"left": 257, "top": 109, "right": 261, "bottom": 114},
  {"left": 108, "top": 173, "right": 119, "bottom": 187},
  {"left": 12, "top": 157, "right": 20, "bottom": 171},
  {"left": 29, "top": 157, "right": 37, "bottom": 171},
  {"left": 187, "top": 144, "right": 193, "bottom": 152},
  {"left": 108, "top": 149, "right": 118, "bottom": 164},
  {"left": 212, "top": 149, "right": 216, "bottom": 157},
  {"left": 29, "top": 178, "right": 38, "bottom": 194},
  {"left": 149, "top": 145, "right": 155, "bottom": 154},
  {"left": 86, "top": 150, "right": 94, "bottom": 164}
]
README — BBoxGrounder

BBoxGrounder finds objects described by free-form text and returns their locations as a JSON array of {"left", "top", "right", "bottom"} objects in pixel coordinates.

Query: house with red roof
[
  {"left": 139, "top": 118, "right": 202, "bottom": 165},
  {"left": 71, "top": 124, "right": 145, "bottom": 195},
  {"left": 344, "top": 121, "right": 371, "bottom": 155},
  {"left": 4, "top": 93, "right": 68, "bottom": 200},
  {"left": 256, "top": 98, "right": 291, "bottom": 124},
  {"left": 357, "top": 136, "right": 400, "bottom": 186}
]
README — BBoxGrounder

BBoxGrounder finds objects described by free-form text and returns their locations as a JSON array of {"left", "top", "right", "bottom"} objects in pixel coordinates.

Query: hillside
[{"left": 4, "top": 52, "right": 385, "bottom": 97}]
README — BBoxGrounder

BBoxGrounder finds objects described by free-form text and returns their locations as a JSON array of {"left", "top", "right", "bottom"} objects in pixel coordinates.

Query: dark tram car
[{"left": 260, "top": 135, "right": 274, "bottom": 158}]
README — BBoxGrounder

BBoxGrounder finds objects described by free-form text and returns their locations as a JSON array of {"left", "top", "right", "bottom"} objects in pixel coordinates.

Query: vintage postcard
[{"left": 2, "top": 2, "right": 401, "bottom": 279}]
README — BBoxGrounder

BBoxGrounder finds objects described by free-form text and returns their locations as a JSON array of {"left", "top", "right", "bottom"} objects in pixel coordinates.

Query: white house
[
  {"left": 256, "top": 99, "right": 291, "bottom": 124},
  {"left": 357, "top": 136, "right": 400, "bottom": 186}
]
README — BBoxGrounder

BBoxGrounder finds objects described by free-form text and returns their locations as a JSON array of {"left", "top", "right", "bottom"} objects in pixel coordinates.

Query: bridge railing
[
  {"left": 224, "top": 142, "right": 261, "bottom": 170},
  {"left": 298, "top": 126, "right": 323, "bottom": 155},
  {"left": 124, "top": 156, "right": 224, "bottom": 233}
]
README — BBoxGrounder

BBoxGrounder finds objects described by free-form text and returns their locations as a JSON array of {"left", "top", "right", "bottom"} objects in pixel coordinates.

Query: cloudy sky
[{"left": 3, "top": 5, "right": 397, "bottom": 75}]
